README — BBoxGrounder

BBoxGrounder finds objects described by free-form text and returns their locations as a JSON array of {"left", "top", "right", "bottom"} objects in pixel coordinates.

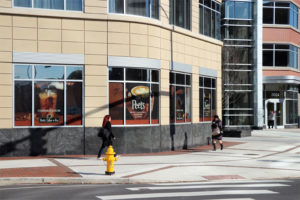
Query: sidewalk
[{"left": 1, "top": 129, "right": 300, "bottom": 185}]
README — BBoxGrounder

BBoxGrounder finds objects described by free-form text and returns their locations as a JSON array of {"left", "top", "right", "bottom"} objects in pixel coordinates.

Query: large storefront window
[
  {"left": 109, "top": 68, "right": 159, "bottom": 125},
  {"left": 170, "top": 0, "right": 191, "bottom": 30},
  {"left": 14, "top": 65, "right": 83, "bottom": 127},
  {"left": 108, "top": 0, "right": 159, "bottom": 19},
  {"left": 286, "top": 90, "right": 298, "bottom": 124},
  {"left": 263, "top": 44, "right": 298, "bottom": 69},
  {"left": 263, "top": 1, "right": 298, "bottom": 28},
  {"left": 199, "top": 0, "right": 221, "bottom": 40},
  {"left": 170, "top": 72, "right": 191, "bottom": 123},
  {"left": 14, "top": 0, "right": 83, "bottom": 11},
  {"left": 199, "top": 76, "right": 216, "bottom": 122}
]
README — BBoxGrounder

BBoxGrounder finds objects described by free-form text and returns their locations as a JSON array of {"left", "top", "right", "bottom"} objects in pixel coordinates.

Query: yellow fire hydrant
[{"left": 103, "top": 145, "right": 118, "bottom": 175}]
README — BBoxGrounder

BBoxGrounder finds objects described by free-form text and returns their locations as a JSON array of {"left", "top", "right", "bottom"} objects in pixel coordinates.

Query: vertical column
[
  {"left": 85, "top": 20, "right": 108, "bottom": 127},
  {"left": 0, "top": 15, "right": 12, "bottom": 128},
  {"left": 253, "top": 0, "right": 264, "bottom": 128},
  {"left": 192, "top": 66, "right": 199, "bottom": 123}
]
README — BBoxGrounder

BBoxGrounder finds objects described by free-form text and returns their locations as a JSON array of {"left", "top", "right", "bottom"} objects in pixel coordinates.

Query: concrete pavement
[{"left": 0, "top": 129, "right": 300, "bottom": 185}]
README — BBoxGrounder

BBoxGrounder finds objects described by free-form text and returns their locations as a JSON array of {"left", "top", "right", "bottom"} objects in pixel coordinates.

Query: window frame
[
  {"left": 13, "top": 64, "right": 84, "bottom": 128},
  {"left": 13, "top": 0, "right": 84, "bottom": 12},
  {"left": 108, "top": 0, "right": 160, "bottom": 20},
  {"left": 170, "top": 0, "right": 192, "bottom": 30},
  {"left": 199, "top": 0, "right": 221, "bottom": 40},
  {"left": 263, "top": 43, "right": 298, "bottom": 69},
  {"left": 108, "top": 67, "right": 160, "bottom": 127},
  {"left": 199, "top": 76, "right": 217, "bottom": 123},
  {"left": 170, "top": 71, "right": 192, "bottom": 124},
  {"left": 263, "top": 1, "right": 298, "bottom": 28}
]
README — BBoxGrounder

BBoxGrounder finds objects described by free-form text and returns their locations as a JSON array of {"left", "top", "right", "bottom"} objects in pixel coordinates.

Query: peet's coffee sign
[{"left": 266, "top": 91, "right": 284, "bottom": 99}]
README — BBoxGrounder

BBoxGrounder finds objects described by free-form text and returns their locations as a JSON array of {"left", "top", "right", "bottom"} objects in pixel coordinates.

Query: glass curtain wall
[
  {"left": 263, "top": 1, "right": 298, "bottom": 28},
  {"left": 222, "top": 0, "right": 254, "bottom": 126}
]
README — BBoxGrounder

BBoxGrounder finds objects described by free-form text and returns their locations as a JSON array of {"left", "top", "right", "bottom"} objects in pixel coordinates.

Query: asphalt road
[{"left": 1, "top": 179, "right": 300, "bottom": 200}]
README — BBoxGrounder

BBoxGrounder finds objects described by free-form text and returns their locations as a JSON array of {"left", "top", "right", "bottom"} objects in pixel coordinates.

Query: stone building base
[{"left": 0, "top": 123, "right": 212, "bottom": 157}]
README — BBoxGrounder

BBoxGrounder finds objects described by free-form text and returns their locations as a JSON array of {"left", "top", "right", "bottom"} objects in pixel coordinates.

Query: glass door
[
  {"left": 265, "top": 99, "right": 285, "bottom": 129},
  {"left": 276, "top": 102, "right": 283, "bottom": 127},
  {"left": 266, "top": 102, "right": 275, "bottom": 129}
]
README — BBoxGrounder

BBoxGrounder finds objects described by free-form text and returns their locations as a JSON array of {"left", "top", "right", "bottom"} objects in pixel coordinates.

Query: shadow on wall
[{"left": 1, "top": 91, "right": 180, "bottom": 156}]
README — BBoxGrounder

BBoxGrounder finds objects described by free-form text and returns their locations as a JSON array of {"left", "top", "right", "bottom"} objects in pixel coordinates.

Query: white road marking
[
  {"left": 96, "top": 190, "right": 277, "bottom": 200},
  {"left": 153, "top": 179, "right": 292, "bottom": 185},
  {"left": 127, "top": 183, "right": 289, "bottom": 191},
  {"left": 204, "top": 199, "right": 255, "bottom": 200}
]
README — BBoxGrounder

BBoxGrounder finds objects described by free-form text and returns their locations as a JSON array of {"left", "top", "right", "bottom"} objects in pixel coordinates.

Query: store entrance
[{"left": 265, "top": 99, "right": 284, "bottom": 129}]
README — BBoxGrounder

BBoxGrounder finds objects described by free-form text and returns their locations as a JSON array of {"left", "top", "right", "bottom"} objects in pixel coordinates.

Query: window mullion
[
  {"left": 32, "top": 64, "right": 35, "bottom": 126},
  {"left": 64, "top": 66, "right": 67, "bottom": 126},
  {"left": 124, "top": 0, "right": 127, "bottom": 14},
  {"left": 123, "top": 68, "right": 126, "bottom": 125}
]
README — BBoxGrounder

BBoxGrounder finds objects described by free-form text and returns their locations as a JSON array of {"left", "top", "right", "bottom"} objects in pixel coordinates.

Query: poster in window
[
  {"left": 176, "top": 86, "right": 185, "bottom": 123},
  {"left": 185, "top": 87, "right": 191, "bottom": 122},
  {"left": 14, "top": 81, "right": 32, "bottom": 126},
  {"left": 34, "top": 81, "right": 64, "bottom": 126},
  {"left": 109, "top": 82, "right": 124, "bottom": 125},
  {"left": 199, "top": 88, "right": 204, "bottom": 121},
  {"left": 170, "top": 85, "right": 175, "bottom": 123},
  {"left": 151, "top": 84, "right": 159, "bottom": 124},
  {"left": 126, "top": 83, "right": 150, "bottom": 124},
  {"left": 212, "top": 89, "right": 216, "bottom": 118},
  {"left": 204, "top": 89, "right": 211, "bottom": 121},
  {"left": 66, "top": 82, "right": 82, "bottom": 125}
]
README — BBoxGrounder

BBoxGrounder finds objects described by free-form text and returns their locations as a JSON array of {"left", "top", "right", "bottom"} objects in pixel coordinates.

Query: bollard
[{"left": 102, "top": 145, "right": 118, "bottom": 175}]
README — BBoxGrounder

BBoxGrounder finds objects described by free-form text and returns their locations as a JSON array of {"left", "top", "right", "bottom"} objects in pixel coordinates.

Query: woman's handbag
[{"left": 212, "top": 127, "right": 220, "bottom": 136}]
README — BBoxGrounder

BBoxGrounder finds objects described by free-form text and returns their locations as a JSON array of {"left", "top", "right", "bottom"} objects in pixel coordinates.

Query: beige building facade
[{"left": 0, "top": 0, "right": 222, "bottom": 156}]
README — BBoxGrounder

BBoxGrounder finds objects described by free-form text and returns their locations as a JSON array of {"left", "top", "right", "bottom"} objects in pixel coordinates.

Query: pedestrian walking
[
  {"left": 268, "top": 110, "right": 275, "bottom": 129},
  {"left": 211, "top": 115, "right": 223, "bottom": 151},
  {"left": 97, "top": 115, "right": 115, "bottom": 159}
]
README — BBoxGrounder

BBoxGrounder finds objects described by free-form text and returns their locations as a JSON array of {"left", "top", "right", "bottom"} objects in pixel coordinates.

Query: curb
[
  {"left": 0, "top": 177, "right": 211, "bottom": 186},
  {"left": 2, "top": 176, "right": 300, "bottom": 186}
]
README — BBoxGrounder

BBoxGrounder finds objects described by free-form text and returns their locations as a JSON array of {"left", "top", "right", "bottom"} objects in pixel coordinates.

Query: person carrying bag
[
  {"left": 211, "top": 115, "right": 224, "bottom": 151},
  {"left": 97, "top": 115, "right": 115, "bottom": 159}
]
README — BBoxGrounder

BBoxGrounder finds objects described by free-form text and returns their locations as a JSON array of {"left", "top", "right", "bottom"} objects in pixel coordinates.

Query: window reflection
[
  {"left": 14, "top": 65, "right": 32, "bottom": 79},
  {"left": 35, "top": 65, "right": 64, "bottom": 80},
  {"left": 225, "top": 1, "right": 252, "bottom": 19},
  {"left": 263, "top": 2, "right": 298, "bottom": 28},
  {"left": 109, "top": 0, "right": 159, "bottom": 19},
  {"left": 170, "top": 0, "right": 191, "bottom": 30},
  {"left": 67, "top": 66, "right": 82, "bottom": 80}
]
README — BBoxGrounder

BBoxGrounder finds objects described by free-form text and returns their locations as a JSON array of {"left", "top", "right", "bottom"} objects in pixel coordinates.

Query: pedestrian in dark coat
[
  {"left": 97, "top": 115, "right": 115, "bottom": 159},
  {"left": 211, "top": 115, "right": 224, "bottom": 151}
]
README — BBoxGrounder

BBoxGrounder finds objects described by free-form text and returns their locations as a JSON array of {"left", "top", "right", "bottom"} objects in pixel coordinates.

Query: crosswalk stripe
[
  {"left": 205, "top": 199, "right": 255, "bottom": 200},
  {"left": 127, "top": 183, "right": 289, "bottom": 191},
  {"left": 153, "top": 180, "right": 291, "bottom": 185},
  {"left": 96, "top": 190, "right": 277, "bottom": 200}
]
